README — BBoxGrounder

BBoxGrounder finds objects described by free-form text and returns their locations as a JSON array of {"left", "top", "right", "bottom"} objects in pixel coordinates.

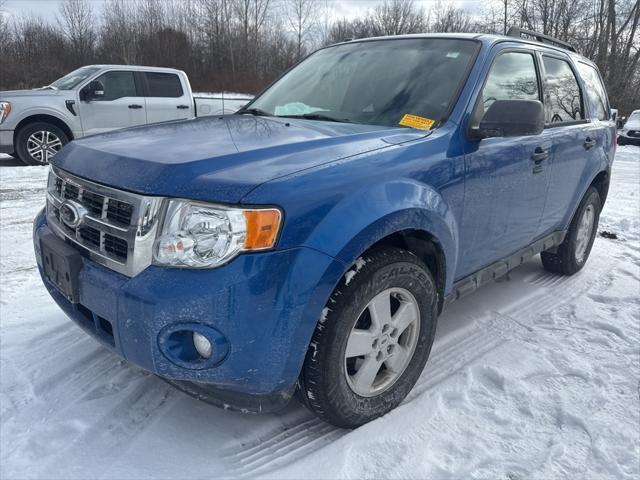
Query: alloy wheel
[
  {"left": 344, "top": 287, "right": 420, "bottom": 397},
  {"left": 27, "top": 130, "right": 62, "bottom": 164},
  {"left": 575, "top": 204, "right": 595, "bottom": 263}
]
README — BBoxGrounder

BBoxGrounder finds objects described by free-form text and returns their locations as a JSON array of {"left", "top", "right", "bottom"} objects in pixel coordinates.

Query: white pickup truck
[{"left": 0, "top": 65, "right": 252, "bottom": 165}]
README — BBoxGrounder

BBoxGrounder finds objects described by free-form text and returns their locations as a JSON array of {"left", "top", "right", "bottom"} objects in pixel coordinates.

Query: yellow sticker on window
[{"left": 399, "top": 114, "right": 435, "bottom": 130}]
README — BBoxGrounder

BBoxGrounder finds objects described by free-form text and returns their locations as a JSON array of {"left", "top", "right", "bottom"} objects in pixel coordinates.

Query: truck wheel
[
  {"left": 541, "top": 186, "right": 601, "bottom": 275},
  {"left": 15, "top": 122, "right": 69, "bottom": 166},
  {"left": 297, "top": 248, "right": 438, "bottom": 428}
]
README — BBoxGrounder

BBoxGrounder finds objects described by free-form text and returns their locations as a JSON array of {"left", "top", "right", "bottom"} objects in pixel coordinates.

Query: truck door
[
  {"left": 458, "top": 48, "right": 554, "bottom": 278},
  {"left": 142, "top": 72, "right": 193, "bottom": 123},
  {"left": 77, "top": 70, "right": 147, "bottom": 136}
]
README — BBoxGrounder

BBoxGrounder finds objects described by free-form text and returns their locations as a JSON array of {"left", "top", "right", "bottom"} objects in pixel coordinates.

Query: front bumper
[
  {"left": 0, "top": 130, "right": 14, "bottom": 154},
  {"left": 618, "top": 131, "right": 640, "bottom": 145},
  {"left": 33, "top": 209, "right": 345, "bottom": 411}
]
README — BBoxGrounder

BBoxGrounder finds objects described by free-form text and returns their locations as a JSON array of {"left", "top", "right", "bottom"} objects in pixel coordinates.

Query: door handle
[
  {"left": 177, "top": 105, "right": 189, "bottom": 109},
  {"left": 584, "top": 137, "right": 596, "bottom": 150},
  {"left": 128, "top": 104, "right": 143, "bottom": 109},
  {"left": 531, "top": 147, "right": 549, "bottom": 163}
]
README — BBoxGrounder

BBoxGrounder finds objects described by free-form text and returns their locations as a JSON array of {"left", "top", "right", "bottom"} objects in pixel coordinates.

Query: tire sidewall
[
  {"left": 15, "top": 122, "right": 69, "bottom": 166},
  {"left": 306, "top": 249, "right": 438, "bottom": 427},
  {"left": 566, "top": 188, "right": 601, "bottom": 271}
]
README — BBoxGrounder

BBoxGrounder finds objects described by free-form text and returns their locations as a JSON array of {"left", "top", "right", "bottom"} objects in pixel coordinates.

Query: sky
[{"left": 4, "top": 0, "right": 486, "bottom": 22}]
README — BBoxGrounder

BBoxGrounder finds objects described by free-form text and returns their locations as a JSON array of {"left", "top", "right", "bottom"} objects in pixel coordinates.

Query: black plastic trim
[
  {"left": 444, "top": 230, "right": 567, "bottom": 307},
  {"left": 164, "top": 378, "right": 295, "bottom": 413}
]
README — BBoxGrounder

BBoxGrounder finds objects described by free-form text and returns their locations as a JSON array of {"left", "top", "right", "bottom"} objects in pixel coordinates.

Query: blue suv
[{"left": 33, "top": 30, "right": 615, "bottom": 427}]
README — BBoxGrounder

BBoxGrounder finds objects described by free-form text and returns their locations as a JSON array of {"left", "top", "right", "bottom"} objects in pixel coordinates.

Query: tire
[
  {"left": 297, "top": 247, "right": 438, "bottom": 428},
  {"left": 15, "top": 122, "right": 69, "bottom": 166},
  {"left": 541, "top": 186, "right": 601, "bottom": 275}
]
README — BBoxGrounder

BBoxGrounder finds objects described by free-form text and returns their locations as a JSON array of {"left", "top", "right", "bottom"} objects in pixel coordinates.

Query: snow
[
  {"left": 1, "top": 148, "right": 639, "bottom": 479},
  {"left": 193, "top": 91, "right": 254, "bottom": 100}
]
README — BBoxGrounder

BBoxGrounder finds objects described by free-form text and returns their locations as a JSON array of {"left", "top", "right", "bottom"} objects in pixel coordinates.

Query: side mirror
[
  {"left": 80, "top": 80, "right": 105, "bottom": 101},
  {"left": 473, "top": 99, "right": 544, "bottom": 139}
]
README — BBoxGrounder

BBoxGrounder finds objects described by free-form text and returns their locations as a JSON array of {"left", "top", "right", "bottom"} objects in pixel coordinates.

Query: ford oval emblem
[{"left": 59, "top": 200, "right": 88, "bottom": 229}]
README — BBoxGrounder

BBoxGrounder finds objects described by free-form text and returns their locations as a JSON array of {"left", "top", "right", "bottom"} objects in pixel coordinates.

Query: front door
[
  {"left": 458, "top": 49, "right": 553, "bottom": 278},
  {"left": 78, "top": 70, "right": 147, "bottom": 136}
]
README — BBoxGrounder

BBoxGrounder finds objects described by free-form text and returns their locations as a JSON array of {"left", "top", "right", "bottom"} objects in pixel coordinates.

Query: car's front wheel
[
  {"left": 15, "top": 122, "right": 69, "bottom": 166},
  {"left": 297, "top": 248, "right": 438, "bottom": 428}
]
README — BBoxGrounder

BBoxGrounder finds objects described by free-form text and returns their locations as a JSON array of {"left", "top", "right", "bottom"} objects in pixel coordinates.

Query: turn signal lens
[{"left": 243, "top": 209, "right": 282, "bottom": 250}]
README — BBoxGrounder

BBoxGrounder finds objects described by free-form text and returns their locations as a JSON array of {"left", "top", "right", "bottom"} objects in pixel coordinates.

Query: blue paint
[{"left": 34, "top": 34, "right": 616, "bottom": 405}]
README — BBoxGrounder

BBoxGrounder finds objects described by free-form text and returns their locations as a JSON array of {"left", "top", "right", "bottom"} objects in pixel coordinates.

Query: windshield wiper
[
  {"left": 279, "top": 113, "right": 352, "bottom": 123},
  {"left": 237, "top": 107, "right": 271, "bottom": 116}
]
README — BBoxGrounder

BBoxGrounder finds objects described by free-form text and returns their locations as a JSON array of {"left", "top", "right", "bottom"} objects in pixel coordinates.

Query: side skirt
[{"left": 443, "top": 230, "right": 567, "bottom": 308}]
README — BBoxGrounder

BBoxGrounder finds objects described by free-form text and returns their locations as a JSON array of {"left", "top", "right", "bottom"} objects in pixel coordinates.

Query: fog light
[{"left": 193, "top": 332, "right": 212, "bottom": 359}]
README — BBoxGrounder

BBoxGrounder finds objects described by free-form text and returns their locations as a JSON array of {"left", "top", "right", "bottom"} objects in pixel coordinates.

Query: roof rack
[{"left": 506, "top": 26, "right": 577, "bottom": 53}]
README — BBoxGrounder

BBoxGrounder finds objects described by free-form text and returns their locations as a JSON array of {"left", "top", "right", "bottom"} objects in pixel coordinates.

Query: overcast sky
[{"left": 4, "top": 0, "right": 486, "bottom": 22}]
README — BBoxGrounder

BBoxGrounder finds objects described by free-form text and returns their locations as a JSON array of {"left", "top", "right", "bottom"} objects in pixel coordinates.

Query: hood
[
  {"left": 52, "top": 115, "right": 425, "bottom": 203},
  {"left": 0, "top": 88, "right": 63, "bottom": 98}
]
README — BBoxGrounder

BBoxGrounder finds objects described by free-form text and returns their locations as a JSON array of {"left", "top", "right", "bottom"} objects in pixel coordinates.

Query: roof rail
[{"left": 506, "top": 26, "right": 577, "bottom": 53}]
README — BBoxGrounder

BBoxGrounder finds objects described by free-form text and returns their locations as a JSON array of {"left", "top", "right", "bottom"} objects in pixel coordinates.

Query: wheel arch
[
  {"left": 14, "top": 114, "right": 74, "bottom": 146},
  {"left": 364, "top": 229, "right": 447, "bottom": 314},
  {"left": 589, "top": 169, "right": 610, "bottom": 206}
]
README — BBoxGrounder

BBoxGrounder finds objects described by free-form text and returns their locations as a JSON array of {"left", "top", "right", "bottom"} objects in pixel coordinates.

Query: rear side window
[
  {"left": 94, "top": 71, "right": 138, "bottom": 101},
  {"left": 145, "top": 72, "right": 183, "bottom": 97},
  {"left": 472, "top": 51, "right": 540, "bottom": 127},
  {"left": 576, "top": 62, "right": 609, "bottom": 120},
  {"left": 542, "top": 56, "right": 584, "bottom": 124}
]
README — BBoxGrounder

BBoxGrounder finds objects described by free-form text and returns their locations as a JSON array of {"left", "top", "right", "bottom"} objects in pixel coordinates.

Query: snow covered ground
[{"left": 1, "top": 148, "right": 638, "bottom": 479}]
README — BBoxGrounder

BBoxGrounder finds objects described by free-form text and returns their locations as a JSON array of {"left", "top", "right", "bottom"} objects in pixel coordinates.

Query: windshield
[
  {"left": 627, "top": 112, "right": 640, "bottom": 126},
  {"left": 50, "top": 66, "right": 101, "bottom": 90},
  {"left": 247, "top": 38, "right": 479, "bottom": 129}
]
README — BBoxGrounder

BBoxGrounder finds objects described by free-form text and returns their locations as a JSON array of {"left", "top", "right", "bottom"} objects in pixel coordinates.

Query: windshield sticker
[
  {"left": 446, "top": 52, "right": 460, "bottom": 58},
  {"left": 399, "top": 114, "right": 435, "bottom": 130}
]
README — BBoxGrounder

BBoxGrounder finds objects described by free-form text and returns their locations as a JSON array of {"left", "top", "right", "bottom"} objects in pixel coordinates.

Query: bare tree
[
  {"left": 432, "top": 1, "right": 473, "bottom": 33},
  {"left": 58, "top": 0, "right": 96, "bottom": 65},
  {"left": 373, "top": 0, "right": 427, "bottom": 35},
  {"left": 285, "top": 0, "right": 319, "bottom": 59}
]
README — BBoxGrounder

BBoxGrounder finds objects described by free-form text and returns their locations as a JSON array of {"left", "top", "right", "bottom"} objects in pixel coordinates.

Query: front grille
[{"left": 46, "top": 167, "right": 163, "bottom": 277}]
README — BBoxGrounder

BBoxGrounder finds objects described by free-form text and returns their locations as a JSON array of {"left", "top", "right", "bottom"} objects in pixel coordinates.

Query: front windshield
[
  {"left": 627, "top": 112, "right": 640, "bottom": 126},
  {"left": 248, "top": 38, "right": 479, "bottom": 128},
  {"left": 50, "top": 66, "right": 101, "bottom": 90}
]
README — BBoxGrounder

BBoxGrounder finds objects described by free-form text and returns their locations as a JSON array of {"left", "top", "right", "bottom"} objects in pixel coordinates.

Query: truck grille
[{"left": 46, "top": 167, "right": 164, "bottom": 277}]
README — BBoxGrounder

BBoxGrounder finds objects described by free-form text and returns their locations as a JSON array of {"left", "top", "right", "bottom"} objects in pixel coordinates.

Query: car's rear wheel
[
  {"left": 15, "top": 122, "right": 69, "bottom": 166},
  {"left": 297, "top": 248, "right": 438, "bottom": 428},
  {"left": 541, "top": 186, "right": 601, "bottom": 275}
]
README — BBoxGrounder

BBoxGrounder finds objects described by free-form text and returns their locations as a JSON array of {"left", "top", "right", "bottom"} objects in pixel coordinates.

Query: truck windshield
[
  {"left": 50, "top": 66, "right": 101, "bottom": 90},
  {"left": 247, "top": 38, "right": 479, "bottom": 129}
]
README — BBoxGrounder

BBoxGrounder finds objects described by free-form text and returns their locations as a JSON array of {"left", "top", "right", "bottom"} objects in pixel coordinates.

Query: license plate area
[{"left": 41, "top": 233, "right": 82, "bottom": 303}]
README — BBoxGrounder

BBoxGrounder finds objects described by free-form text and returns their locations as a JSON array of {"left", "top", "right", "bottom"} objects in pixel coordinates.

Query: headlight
[
  {"left": 153, "top": 200, "right": 282, "bottom": 268},
  {"left": 0, "top": 102, "right": 11, "bottom": 124}
]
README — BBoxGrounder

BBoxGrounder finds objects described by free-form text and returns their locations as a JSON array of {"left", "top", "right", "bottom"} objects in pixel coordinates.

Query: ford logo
[{"left": 59, "top": 200, "right": 88, "bottom": 229}]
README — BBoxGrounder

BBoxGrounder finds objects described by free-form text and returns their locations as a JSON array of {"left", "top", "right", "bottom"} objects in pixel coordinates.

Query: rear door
[
  {"left": 459, "top": 48, "right": 554, "bottom": 277},
  {"left": 536, "top": 54, "right": 600, "bottom": 234},
  {"left": 142, "top": 71, "right": 193, "bottom": 123},
  {"left": 77, "top": 70, "right": 146, "bottom": 136}
]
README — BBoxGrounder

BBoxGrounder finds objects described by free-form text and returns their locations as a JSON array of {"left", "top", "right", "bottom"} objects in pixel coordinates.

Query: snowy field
[{"left": 1, "top": 148, "right": 639, "bottom": 479}]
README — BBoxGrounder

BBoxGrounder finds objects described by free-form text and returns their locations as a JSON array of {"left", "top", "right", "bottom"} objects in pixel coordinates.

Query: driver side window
[
  {"left": 92, "top": 71, "right": 138, "bottom": 101},
  {"left": 472, "top": 52, "right": 540, "bottom": 127}
]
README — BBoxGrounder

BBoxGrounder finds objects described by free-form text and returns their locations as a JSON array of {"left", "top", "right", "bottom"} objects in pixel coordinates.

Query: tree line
[{"left": 0, "top": 0, "right": 638, "bottom": 115}]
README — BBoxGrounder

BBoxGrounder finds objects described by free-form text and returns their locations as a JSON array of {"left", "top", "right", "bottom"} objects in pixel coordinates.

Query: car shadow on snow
[{"left": 0, "top": 155, "right": 26, "bottom": 167}]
